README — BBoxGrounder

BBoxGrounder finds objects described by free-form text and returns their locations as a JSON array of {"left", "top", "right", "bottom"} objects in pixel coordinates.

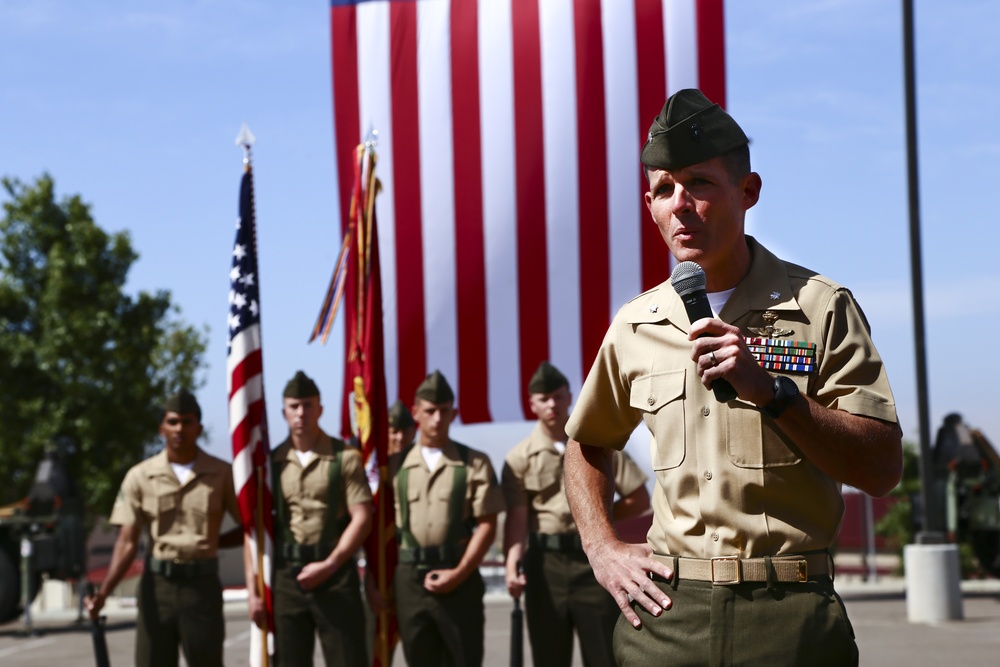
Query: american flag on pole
[
  {"left": 327, "top": 0, "right": 726, "bottom": 422},
  {"left": 229, "top": 129, "right": 275, "bottom": 667}
]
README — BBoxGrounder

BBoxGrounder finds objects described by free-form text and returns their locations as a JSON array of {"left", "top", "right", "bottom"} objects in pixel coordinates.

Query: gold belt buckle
[{"left": 710, "top": 556, "right": 742, "bottom": 585}]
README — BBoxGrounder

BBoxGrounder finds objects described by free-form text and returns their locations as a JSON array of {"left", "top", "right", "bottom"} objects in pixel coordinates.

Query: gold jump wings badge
[{"left": 748, "top": 310, "right": 793, "bottom": 338}]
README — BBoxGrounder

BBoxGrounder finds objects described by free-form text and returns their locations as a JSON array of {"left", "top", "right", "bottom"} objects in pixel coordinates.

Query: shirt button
[
  {"left": 647, "top": 396, "right": 654, "bottom": 406},
  {"left": 704, "top": 470, "right": 712, "bottom": 480},
  {"left": 712, "top": 532, "right": 720, "bottom": 542},
  {"left": 701, "top": 405, "right": 711, "bottom": 417}
]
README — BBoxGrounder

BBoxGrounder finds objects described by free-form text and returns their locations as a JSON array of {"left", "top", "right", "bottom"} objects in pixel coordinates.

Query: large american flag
[
  {"left": 328, "top": 0, "right": 726, "bottom": 421},
  {"left": 228, "top": 156, "right": 275, "bottom": 666}
]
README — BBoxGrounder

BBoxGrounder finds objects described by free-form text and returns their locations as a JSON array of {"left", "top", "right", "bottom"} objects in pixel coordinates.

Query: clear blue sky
[{"left": 2, "top": 1, "right": 998, "bottom": 476}]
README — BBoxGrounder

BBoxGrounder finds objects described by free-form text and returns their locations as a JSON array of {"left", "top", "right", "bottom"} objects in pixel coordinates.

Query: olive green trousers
[
  {"left": 524, "top": 547, "right": 617, "bottom": 667},
  {"left": 273, "top": 562, "right": 368, "bottom": 667},
  {"left": 614, "top": 576, "right": 858, "bottom": 666},
  {"left": 136, "top": 572, "right": 224, "bottom": 667},
  {"left": 395, "top": 563, "right": 485, "bottom": 667}
]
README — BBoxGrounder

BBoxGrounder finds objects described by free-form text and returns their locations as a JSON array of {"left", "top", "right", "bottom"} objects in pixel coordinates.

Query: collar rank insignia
[
  {"left": 745, "top": 337, "right": 816, "bottom": 373},
  {"left": 748, "top": 310, "right": 793, "bottom": 338},
  {"left": 649, "top": 303, "right": 659, "bottom": 314}
]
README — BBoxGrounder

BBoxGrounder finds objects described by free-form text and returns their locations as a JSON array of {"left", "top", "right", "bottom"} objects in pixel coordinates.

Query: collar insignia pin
[
  {"left": 649, "top": 303, "right": 658, "bottom": 314},
  {"left": 770, "top": 291, "right": 781, "bottom": 301}
]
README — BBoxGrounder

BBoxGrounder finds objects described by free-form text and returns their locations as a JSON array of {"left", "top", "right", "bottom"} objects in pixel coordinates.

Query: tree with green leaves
[{"left": 0, "top": 174, "right": 208, "bottom": 512}]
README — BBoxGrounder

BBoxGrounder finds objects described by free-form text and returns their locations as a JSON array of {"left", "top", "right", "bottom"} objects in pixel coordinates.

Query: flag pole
[
  {"left": 235, "top": 122, "right": 272, "bottom": 666},
  {"left": 255, "top": 467, "right": 269, "bottom": 667}
]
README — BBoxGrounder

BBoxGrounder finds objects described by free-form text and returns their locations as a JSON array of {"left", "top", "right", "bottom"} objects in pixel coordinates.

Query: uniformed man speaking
[
  {"left": 503, "top": 361, "right": 649, "bottom": 667},
  {"left": 249, "top": 371, "right": 373, "bottom": 667},
  {"left": 391, "top": 370, "right": 504, "bottom": 667},
  {"left": 563, "top": 89, "right": 903, "bottom": 666},
  {"left": 86, "top": 390, "right": 242, "bottom": 667}
]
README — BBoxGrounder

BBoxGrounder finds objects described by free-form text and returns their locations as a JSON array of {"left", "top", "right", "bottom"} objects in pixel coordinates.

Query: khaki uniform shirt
[
  {"left": 110, "top": 448, "right": 240, "bottom": 561},
  {"left": 392, "top": 440, "right": 505, "bottom": 547},
  {"left": 565, "top": 237, "right": 898, "bottom": 559},
  {"left": 502, "top": 423, "right": 648, "bottom": 534},
  {"left": 272, "top": 433, "right": 372, "bottom": 546}
]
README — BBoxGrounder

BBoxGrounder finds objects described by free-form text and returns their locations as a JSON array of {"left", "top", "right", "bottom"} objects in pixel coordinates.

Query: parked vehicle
[{"left": 0, "top": 450, "right": 86, "bottom": 622}]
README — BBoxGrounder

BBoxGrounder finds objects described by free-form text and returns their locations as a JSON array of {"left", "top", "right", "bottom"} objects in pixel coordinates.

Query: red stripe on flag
[
  {"left": 331, "top": 7, "right": 360, "bottom": 233},
  {"left": 390, "top": 3, "right": 428, "bottom": 404},
  {"left": 511, "top": 0, "right": 549, "bottom": 418},
  {"left": 450, "top": 0, "right": 491, "bottom": 423},
  {"left": 573, "top": 0, "right": 610, "bottom": 370},
  {"left": 696, "top": 0, "right": 727, "bottom": 108},
  {"left": 228, "top": 349, "right": 263, "bottom": 400},
  {"left": 634, "top": 0, "right": 670, "bottom": 292},
  {"left": 230, "top": 403, "right": 265, "bottom": 476}
]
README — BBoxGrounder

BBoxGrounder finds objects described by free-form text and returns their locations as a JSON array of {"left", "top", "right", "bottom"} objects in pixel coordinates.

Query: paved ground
[{"left": 1, "top": 578, "right": 998, "bottom": 666}]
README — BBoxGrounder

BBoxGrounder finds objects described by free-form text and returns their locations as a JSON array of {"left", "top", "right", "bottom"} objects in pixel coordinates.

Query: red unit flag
[{"left": 317, "top": 142, "right": 400, "bottom": 666}]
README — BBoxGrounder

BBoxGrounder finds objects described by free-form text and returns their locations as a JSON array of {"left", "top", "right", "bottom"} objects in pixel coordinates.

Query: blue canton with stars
[{"left": 228, "top": 169, "right": 261, "bottom": 351}]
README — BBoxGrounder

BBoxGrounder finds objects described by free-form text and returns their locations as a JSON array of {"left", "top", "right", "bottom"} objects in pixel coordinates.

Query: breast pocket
[
  {"left": 185, "top": 477, "right": 222, "bottom": 535},
  {"left": 727, "top": 374, "right": 806, "bottom": 468},
  {"left": 523, "top": 467, "right": 559, "bottom": 494},
  {"left": 151, "top": 491, "right": 177, "bottom": 538},
  {"left": 629, "top": 370, "right": 686, "bottom": 470}
]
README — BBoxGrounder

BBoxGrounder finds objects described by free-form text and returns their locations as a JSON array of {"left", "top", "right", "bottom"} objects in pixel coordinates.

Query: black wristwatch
[{"left": 762, "top": 376, "right": 799, "bottom": 419}]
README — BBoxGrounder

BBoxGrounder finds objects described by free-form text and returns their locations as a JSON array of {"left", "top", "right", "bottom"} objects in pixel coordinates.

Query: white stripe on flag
[
  {"left": 539, "top": 0, "right": 583, "bottom": 391},
  {"left": 479, "top": 0, "right": 522, "bottom": 423},
  {"left": 666, "top": 0, "right": 699, "bottom": 93},
  {"left": 602, "top": 0, "right": 643, "bottom": 313},
  {"left": 418, "top": 1, "right": 460, "bottom": 388}
]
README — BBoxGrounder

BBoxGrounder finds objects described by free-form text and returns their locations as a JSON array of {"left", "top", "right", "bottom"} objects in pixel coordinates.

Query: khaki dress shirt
[
  {"left": 392, "top": 440, "right": 504, "bottom": 547},
  {"left": 566, "top": 237, "right": 898, "bottom": 559},
  {"left": 502, "top": 423, "right": 648, "bottom": 534},
  {"left": 272, "top": 433, "right": 373, "bottom": 546},
  {"left": 110, "top": 448, "right": 240, "bottom": 561}
]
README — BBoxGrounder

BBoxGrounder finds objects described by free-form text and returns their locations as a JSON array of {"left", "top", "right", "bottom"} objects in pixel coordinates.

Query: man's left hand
[
  {"left": 689, "top": 318, "right": 773, "bottom": 406},
  {"left": 423, "top": 567, "right": 465, "bottom": 594},
  {"left": 296, "top": 561, "right": 334, "bottom": 591}
]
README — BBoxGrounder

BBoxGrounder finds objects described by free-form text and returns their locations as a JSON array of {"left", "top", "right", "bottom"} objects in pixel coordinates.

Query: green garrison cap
[
  {"left": 414, "top": 370, "right": 454, "bottom": 405},
  {"left": 528, "top": 361, "right": 569, "bottom": 395},
  {"left": 388, "top": 400, "right": 415, "bottom": 429},
  {"left": 163, "top": 390, "right": 201, "bottom": 421},
  {"left": 640, "top": 89, "right": 748, "bottom": 171},
  {"left": 283, "top": 370, "right": 320, "bottom": 399}
]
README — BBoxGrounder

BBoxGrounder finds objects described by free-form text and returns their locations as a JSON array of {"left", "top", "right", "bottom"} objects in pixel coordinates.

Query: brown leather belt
[{"left": 651, "top": 553, "right": 829, "bottom": 585}]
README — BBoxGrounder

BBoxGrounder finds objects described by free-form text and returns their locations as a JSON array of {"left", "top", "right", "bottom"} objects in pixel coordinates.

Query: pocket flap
[
  {"left": 523, "top": 468, "right": 560, "bottom": 493},
  {"left": 629, "top": 370, "right": 685, "bottom": 413}
]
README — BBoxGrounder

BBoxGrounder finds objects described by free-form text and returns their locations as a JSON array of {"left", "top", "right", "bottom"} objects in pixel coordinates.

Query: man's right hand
[
  {"left": 84, "top": 590, "right": 106, "bottom": 620},
  {"left": 588, "top": 538, "right": 674, "bottom": 629},
  {"left": 248, "top": 594, "right": 267, "bottom": 629},
  {"left": 505, "top": 564, "right": 526, "bottom": 599}
]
